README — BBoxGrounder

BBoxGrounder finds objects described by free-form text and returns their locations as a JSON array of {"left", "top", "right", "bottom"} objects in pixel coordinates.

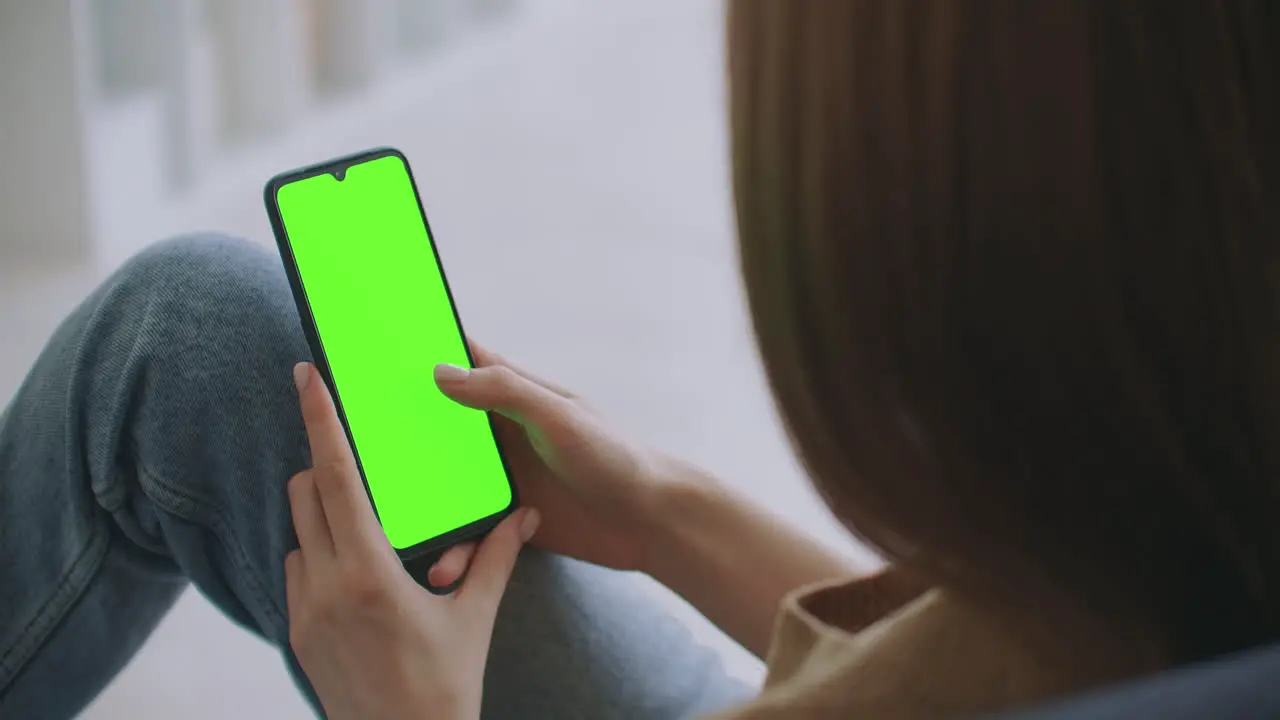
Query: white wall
[
  {"left": 0, "top": 1, "right": 93, "bottom": 267},
  {"left": 0, "top": 0, "right": 526, "bottom": 271}
]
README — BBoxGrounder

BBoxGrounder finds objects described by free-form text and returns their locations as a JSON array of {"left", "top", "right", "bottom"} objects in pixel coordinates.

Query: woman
[{"left": 4, "top": 1, "right": 1280, "bottom": 717}]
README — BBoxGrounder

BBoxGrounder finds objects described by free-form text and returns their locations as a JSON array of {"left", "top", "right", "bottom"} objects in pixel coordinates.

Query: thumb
[
  {"left": 435, "top": 364, "right": 566, "bottom": 422},
  {"left": 455, "top": 508, "right": 540, "bottom": 610}
]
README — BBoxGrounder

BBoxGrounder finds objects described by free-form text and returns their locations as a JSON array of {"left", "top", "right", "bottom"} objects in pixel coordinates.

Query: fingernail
[
  {"left": 519, "top": 508, "right": 541, "bottom": 542},
  {"left": 293, "top": 363, "right": 311, "bottom": 393},
  {"left": 434, "top": 363, "right": 470, "bottom": 384}
]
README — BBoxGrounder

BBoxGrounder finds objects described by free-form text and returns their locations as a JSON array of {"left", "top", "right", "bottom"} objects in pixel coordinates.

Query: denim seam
[
  {"left": 107, "top": 272, "right": 287, "bottom": 633},
  {"left": 0, "top": 520, "right": 111, "bottom": 695},
  {"left": 133, "top": 461, "right": 288, "bottom": 632},
  {"left": 0, "top": 281, "right": 135, "bottom": 693}
]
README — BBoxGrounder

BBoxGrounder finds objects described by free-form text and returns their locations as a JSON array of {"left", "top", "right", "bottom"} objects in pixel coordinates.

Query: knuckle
[
  {"left": 542, "top": 402, "right": 579, "bottom": 436},
  {"left": 314, "top": 460, "right": 349, "bottom": 489},
  {"left": 324, "top": 457, "right": 350, "bottom": 477},
  {"left": 490, "top": 365, "right": 520, "bottom": 392},
  {"left": 287, "top": 472, "right": 311, "bottom": 499},
  {"left": 341, "top": 563, "right": 391, "bottom": 607}
]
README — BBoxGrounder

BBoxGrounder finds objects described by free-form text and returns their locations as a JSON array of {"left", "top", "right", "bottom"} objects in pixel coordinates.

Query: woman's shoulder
[{"left": 707, "top": 570, "right": 1075, "bottom": 719}]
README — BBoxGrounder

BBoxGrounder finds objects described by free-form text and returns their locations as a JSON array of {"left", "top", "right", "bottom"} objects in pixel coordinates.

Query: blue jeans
[{"left": 0, "top": 235, "right": 750, "bottom": 719}]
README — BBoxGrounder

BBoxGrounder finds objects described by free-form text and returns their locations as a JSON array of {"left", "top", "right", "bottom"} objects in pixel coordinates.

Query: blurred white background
[{"left": 1, "top": 1, "right": 876, "bottom": 717}]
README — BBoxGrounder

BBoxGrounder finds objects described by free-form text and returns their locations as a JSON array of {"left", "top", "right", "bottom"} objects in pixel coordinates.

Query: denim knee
[
  {"left": 115, "top": 233, "right": 293, "bottom": 327},
  {"left": 90, "top": 234, "right": 312, "bottom": 494},
  {"left": 107, "top": 233, "right": 306, "bottom": 372}
]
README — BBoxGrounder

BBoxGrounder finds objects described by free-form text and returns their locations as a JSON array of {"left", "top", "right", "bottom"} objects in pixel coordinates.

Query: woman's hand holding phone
[
  {"left": 427, "top": 345, "right": 676, "bottom": 586},
  {"left": 285, "top": 362, "right": 539, "bottom": 720},
  {"left": 432, "top": 345, "right": 862, "bottom": 658}
]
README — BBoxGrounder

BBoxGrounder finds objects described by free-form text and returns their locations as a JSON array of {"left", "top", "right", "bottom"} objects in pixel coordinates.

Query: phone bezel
[{"left": 263, "top": 146, "right": 519, "bottom": 565}]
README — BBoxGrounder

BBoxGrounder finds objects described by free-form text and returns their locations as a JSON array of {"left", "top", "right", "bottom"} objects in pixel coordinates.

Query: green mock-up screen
[{"left": 275, "top": 154, "right": 512, "bottom": 551}]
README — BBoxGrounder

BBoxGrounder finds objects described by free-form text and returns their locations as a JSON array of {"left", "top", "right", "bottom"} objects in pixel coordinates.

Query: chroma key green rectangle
[{"left": 267, "top": 149, "right": 514, "bottom": 555}]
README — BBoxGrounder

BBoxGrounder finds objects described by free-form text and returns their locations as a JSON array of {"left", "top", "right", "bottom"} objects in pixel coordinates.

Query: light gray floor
[{"left": 0, "top": 2, "right": 877, "bottom": 717}]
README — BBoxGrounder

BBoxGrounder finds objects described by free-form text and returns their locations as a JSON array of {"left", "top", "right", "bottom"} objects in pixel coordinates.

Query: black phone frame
[{"left": 263, "top": 146, "right": 519, "bottom": 568}]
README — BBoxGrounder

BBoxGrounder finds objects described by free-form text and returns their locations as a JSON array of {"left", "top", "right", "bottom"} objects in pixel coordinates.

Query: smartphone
[{"left": 264, "top": 147, "right": 516, "bottom": 561}]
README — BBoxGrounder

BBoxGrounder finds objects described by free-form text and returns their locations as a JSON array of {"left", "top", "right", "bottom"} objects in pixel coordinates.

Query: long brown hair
[{"left": 730, "top": 0, "right": 1280, "bottom": 664}]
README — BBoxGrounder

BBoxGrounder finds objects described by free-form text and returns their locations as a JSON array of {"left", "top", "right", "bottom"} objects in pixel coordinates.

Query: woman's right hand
[
  {"left": 429, "top": 345, "right": 673, "bottom": 582},
  {"left": 433, "top": 346, "right": 858, "bottom": 659}
]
